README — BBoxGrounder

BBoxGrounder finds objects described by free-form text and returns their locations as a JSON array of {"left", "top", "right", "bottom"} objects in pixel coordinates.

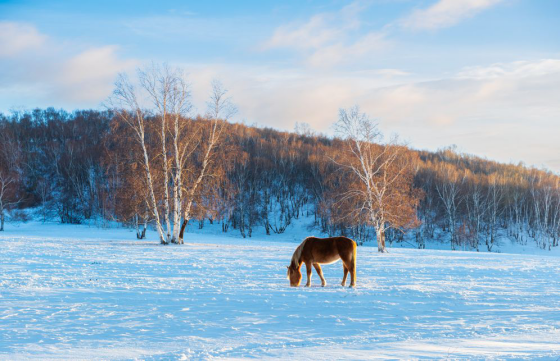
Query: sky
[{"left": 1, "top": 0, "right": 559, "bottom": 172}]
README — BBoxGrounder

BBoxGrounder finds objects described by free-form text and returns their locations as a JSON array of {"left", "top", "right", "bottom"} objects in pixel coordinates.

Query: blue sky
[{"left": 1, "top": 0, "right": 559, "bottom": 171}]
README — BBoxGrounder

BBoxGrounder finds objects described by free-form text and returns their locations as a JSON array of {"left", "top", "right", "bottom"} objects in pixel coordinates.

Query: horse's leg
[
  {"left": 349, "top": 259, "right": 356, "bottom": 288},
  {"left": 313, "top": 263, "right": 326, "bottom": 287},
  {"left": 305, "top": 262, "right": 312, "bottom": 287},
  {"left": 341, "top": 264, "right": 349, "bottom": 287}
]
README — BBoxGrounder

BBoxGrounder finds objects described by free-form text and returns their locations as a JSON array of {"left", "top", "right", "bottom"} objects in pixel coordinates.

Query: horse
[{"left": 287, "top": 236, "right": 357, "bottom": 288}]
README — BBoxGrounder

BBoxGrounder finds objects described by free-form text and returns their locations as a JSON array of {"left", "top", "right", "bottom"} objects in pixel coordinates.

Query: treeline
[
  {"left": 1, "top": 107, "right": 559, "bottom": 250},
  {"left": 415, "top": 148, "right": 559, "bottom": 251},
  {"left": 0, "top": 109, "right": 110, "bottom": 228}
]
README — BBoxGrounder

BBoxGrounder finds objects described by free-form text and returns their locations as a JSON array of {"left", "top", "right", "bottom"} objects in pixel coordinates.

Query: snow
[{"left": 1, "top": 221, "right": 560, "bottom": 360}]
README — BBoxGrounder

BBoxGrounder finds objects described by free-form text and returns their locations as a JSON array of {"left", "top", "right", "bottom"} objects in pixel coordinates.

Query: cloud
[
  {"left": 0, "top": 22, "right": 47, "bottom": 57},
  {"left": 400, "top": 0, "right": 504, "bottom": 30},
  {"left": 262, "top": 0, "right": 504, "bottom": 68},
  {"left": 374, "top": 69, "right": 411, "bottom": 77},
  {"left": 58, "top": 46, "right": 137, "bottom": 102},
  {"left": 261, "top": 2, "right": 388, "bottom": 68},
  {"left": 456, "top": 59, "right": 560, "bottom": 80},
  {"left": 357, "top": 59, "right": 560, "bottom": 123},
  {"left": 0, "top": 21, "right": 137, "bottom": 108},
  {"left": 306, "top": 32, "right": 388, "bottom": 68},
  {"left": 262, "top": 2, "right": 364, "bottom": 51},
  {"left": 262, "top": 14, "right": 343, "bottom": 51}
]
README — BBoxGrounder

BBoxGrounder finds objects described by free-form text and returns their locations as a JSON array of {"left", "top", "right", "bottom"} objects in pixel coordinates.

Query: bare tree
[
  {"left": 508, "top": 176, "right": 527, "bottom": 244},
  {"left": 485, "top": 173, "right": 503, "bottom": 251},
  {"left": 435, "top": 163, "right": 464, "bottom": 250},
  {"left": 530, "top": 173, "right": 558, "bottom": 250},
  {"left": 110, "top": 67, "right": 233, "bottom": 244},
  {"left": 110, "top": 72, "right": 169, "bottom": 243},
  {"left": 138, "top": 64, "right": 196, "bottom": 244},
  {"left": 464, "top": 174, "right": 487, "bottom": 251},
  {"left": 551, "top": 179, "right": 560, "bottom": 247},
  {"left": 0, "top": 172, "right": 20, "bottom": 231},
  {"left": 177, "top": 80, "right": 236, "bottom": 242},
  {"left": 36, "top": 178, "right": 52, "bottom": 222},
  {"left": 334, "top": 106, "right": 422, "bottom": 253}
]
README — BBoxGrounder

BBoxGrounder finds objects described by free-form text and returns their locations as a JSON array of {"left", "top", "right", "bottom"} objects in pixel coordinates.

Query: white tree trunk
[
  {"left": 161, "top": 116, "right": 173, "bottom": 244},
  {"left": 172, "top": 116, "right": 183, "bottom": 244},
  {"left": 376, "top": 227, "right": 386, "bottom": 253},
  {"left": 139, "top": 127, "right": 166, "bottom": 244}
]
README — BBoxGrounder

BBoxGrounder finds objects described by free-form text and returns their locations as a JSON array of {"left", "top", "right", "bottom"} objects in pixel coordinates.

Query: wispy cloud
[
  {"left": 262, "top": 0, "right": 504, "bottom": 68},
  {"left": 261, "top": 2, "right": 388, "bottom": 68},
  {"left": 399, "top": 0, "right": 504, "bottom": 30},
  {"left": 262, "top": 2, "right": 364, "bottom": 51},
  {"left": 262, "top": 14, "right": 346, "bottom": 51},
  {"left": 456, "top": 59, "right": 560, "bottom": 80},
  {"left": 305, "top": 32, "right": 388, "bottom": 68}
]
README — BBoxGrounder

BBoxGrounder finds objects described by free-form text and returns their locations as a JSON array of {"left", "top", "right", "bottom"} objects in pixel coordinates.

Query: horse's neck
[
  {"left": 290, "top": 255, "right": 300, "bottom": 269},
  {"left": 291, "top": 239, "right": 307, "bottom": 268}
]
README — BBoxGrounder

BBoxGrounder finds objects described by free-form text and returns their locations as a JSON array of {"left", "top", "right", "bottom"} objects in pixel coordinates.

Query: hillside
[{"left": 0, "top": 108, "right": 559, "bottom": 252}]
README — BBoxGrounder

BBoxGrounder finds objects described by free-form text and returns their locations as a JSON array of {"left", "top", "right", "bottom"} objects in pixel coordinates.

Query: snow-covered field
[{"left": 1, "top": 222, "right": 560, "bottom": 360}]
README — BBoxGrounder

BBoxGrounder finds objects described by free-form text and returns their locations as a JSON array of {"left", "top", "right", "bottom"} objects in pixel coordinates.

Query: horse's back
[{"left": 304, "top": 236, "right": 356, "bottom": 264}]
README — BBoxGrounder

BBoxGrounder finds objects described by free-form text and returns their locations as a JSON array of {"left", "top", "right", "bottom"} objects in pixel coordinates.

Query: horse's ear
[{"left": 286, "top": 266, "right": 289, "bottom": 269}]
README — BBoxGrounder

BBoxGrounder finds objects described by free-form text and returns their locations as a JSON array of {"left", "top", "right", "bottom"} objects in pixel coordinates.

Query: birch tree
[
  {"left": 435, "top": 164, "right": 464, "bottom": 250},
  {"left": 177, "top": 80, "right": 236, "bottom": 242},
  {"left": 485, "top": 173, "right": 503, "bottom": 251},
  {"left": 110, "top": 72, "right": 169, "bottom": 243},
  {"left": 334, "top": 106, "right": 422, "bottom": 253},
  {"left": 110, "top": 65, "right": 233, "bottom": 244},
  {"left": 465, "top": 174, "right": 487, "bottom": 251},
  {"left": 508, "top": 176, "right": 527, "bottom": 244}
]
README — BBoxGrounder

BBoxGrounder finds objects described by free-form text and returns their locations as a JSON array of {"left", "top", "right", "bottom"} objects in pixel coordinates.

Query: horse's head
[{"left": 287, "top": 264, "right": 302, "bottom": 287}]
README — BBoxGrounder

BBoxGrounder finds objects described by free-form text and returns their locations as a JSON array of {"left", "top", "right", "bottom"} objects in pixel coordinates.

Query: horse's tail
[
  {"left": 350, "top": 238, "right": 357, "bottom": 287},
  {"left": 351, "top": 239, "right": 357, "bottom": 268}
]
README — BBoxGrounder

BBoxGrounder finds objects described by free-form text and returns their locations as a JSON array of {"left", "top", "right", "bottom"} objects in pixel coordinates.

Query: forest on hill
[
  {"left": 0, "top": 66, "right": 557, "bottom": 253},
  {"left": 1, "top": 105, "right": 558, "bottom": 252}
]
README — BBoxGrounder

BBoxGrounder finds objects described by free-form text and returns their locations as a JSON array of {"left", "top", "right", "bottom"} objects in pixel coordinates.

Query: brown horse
[{"left": 287, "top": 236, "right": 357, "bottom": 288}]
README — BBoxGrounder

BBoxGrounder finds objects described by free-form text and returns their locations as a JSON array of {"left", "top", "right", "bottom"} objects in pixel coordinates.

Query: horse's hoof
[{"left": 321, "top": 284, "right": 326, "bottom": 287}]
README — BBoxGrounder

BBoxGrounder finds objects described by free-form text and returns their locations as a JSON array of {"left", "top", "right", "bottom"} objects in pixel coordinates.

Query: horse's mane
[{"left": 291, "top": 237, "right": 312, "bottom": 268}]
